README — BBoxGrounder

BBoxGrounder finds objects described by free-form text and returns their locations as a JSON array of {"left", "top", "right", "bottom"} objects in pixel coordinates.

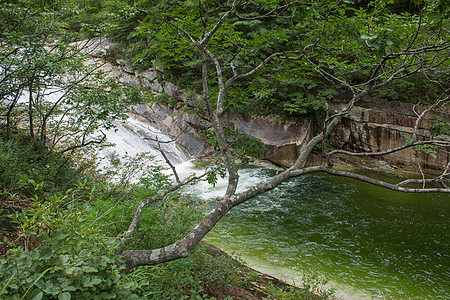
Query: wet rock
[
  {"left": 131, "top": 103, "right": 213, "bottom": 158},
  {"left": 78, "top": 39, "right": 449, "bottom": 174},
  {"left": 330, "top": 98, "right": 450, "bottom": 174},
  {"left": 227, "top": 114, "right": 312, "bottom": 167}
]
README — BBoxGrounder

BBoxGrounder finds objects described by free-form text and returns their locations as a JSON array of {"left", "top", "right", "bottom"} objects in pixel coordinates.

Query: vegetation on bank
[
  {"left": 0, "top": 131, "right": 336, "bottom": 299},
  {"left": 0, "top": 0, "right": 336, "bottom": 297},
  {"left": 94, "top": 0, "right": 448, "bottom": 117}
]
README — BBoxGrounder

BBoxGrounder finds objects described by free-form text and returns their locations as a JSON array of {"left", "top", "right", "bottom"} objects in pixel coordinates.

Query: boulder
[
  {"left": 130, "top": 103, "right": 213, "bottom": 158},
  {"left": 227, "top": 114, "right": 312, "bottom": 167}
]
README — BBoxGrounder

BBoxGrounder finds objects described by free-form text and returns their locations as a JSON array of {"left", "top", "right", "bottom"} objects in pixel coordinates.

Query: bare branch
[
  {"left": 225, "top": 50, "right": 303, "bottom": 89},
  {"left": 58, "top": 131, "right": 106, "bottom": 155},
  {"left": 328, "top": 140, "right": 450, "bottom": 158},
  {"left": 323, "top": 168, "right": 450, "bottom": 193},
  {"left": 412, "top": 93, "right": 450, "bottom": 141},
  {"left": 157, "top": 136, "right": 180, "bottom": 183},
  {"left": 116, "top": 167, "right": 220, "bottom": 253}
]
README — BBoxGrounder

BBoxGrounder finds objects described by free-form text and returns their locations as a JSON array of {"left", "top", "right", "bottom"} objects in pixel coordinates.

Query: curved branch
[
  {"left": 200, "top": 0, "right": 240, "bottom": 46},
  {"left": 58, "top": 131, "right": 106, "bottom": 155},
  {"left": 225, "top": 50, "right": 303, "bottom": 89},
  {"left": 116, "top": 167, "right": 219, "bottom": 254},
  {"left": 121, "top": 165, "right": 325, "bottom": 270},
  {"left": 328, "top": 140, "right": 450, "bottom": 158},
  {"left": 323, "top": 168, "right": 450, "bottom": 193}
]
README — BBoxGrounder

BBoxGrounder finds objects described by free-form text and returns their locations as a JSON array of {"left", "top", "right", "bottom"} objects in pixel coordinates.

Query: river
[
  {"left": 105, "top": 116, "right": 449, "bottom": 299},
  {"left": 185, "top": 164, "right": 450, "bottom": 299},
  {"left": 22, "top": 86, "right": 450, "bottom": 299}
]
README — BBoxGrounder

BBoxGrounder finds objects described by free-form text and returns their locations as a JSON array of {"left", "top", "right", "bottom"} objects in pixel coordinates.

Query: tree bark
[
  {"left": 119, "top": 0, "right": 450, "bottom": 271},
  {"left": 28, "top": 81, "right": 34, "bottom": 139}
]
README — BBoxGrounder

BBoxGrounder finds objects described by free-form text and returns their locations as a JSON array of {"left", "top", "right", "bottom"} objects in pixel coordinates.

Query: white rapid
[
  {"left": 17, "top": 90, "right": 446, "bottom": 300},
  {"left": 17, "top": 88, "right": 192, "bottom": 179},
  {"left": 97, "top": 115, "right": 191, "bottom": 173},
  {"left": 17, "top": 87, "right": 66, "bottom": 104}
]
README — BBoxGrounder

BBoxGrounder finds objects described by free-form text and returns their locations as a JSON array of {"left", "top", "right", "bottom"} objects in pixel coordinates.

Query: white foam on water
[
  {"left": 17, "top": 87, "right": 65, "bottom": 104},
  {"left": 96, "top": 115, "right": 192, "bottom": 181}
]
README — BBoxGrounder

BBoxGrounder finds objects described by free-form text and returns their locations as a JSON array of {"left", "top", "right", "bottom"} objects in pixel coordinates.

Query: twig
[{"left": 115, "top": 167, "right": 219, "bottom": 253}]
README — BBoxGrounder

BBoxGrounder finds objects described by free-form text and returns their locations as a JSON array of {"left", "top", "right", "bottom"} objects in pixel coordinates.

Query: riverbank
[{"left": 200, "top": 242, "right": 339, "bottom": 300}]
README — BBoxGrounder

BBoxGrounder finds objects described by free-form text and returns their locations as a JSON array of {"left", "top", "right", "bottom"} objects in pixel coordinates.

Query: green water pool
[{"left": 198, "top": 169, "right": 449, "bottom": 299}]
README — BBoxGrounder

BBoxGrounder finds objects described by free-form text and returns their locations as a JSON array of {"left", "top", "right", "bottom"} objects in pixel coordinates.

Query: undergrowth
[{"left": 0, "top": 130, "right": 336, "bottom": 299}]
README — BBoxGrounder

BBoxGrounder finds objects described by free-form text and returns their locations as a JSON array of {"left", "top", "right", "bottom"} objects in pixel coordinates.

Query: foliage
[
  {"left": 0, "top": 234, "right": 137, "bottom": 300},
  {"left": 0, "top": 0, "right": 139, "bottom": 155},
  {"left": 1, "top": 0, "right": 449, "bottom": 298},
  {"left": 369, "top": 74, "right": 449, "bottom": 104},
  {"left": 0, "top": 134, "right": 86, "bottom": 194},
  {"left": 201, "top": 127, "right": 267, "bottom": 161},
  {"left": 430, "top": 115, "right": 450, "bottom": 136},
  {"left": 99, "top": 0, "right": 446, "bottom": 118},
  {"left": 267, "top": 274, "right": 336, "bottom": 300},
  {"left": 151, "top": 91, "right": 180, "bottom": 109},
  {"left": 403, "top": 134, "right": 438, "bottom": 159},
  {"left": 127, "top": 246, "right": 248, "bottom": 299},
  {"left": 0, "top": 142, "right": 259, "bottom": 299}
]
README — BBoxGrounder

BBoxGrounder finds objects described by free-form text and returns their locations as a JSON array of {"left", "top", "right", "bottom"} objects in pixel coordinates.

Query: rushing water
[
  {"left": 100, "top": 117, "right": 449, "bottom": 300},
  {"left": 179, "top": 164, "right": 450, "bottom": 300},
  {"left": 29, "top": 88, "right": 450, "bottom": 299}
]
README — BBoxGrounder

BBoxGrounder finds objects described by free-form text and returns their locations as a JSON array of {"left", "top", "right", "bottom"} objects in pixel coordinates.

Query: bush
[
  {"left": 0, "top": 232, "right": 138, "bottom": 300},
  {"left": 0, "top": 134, "right": 86, "bottom": 195}
]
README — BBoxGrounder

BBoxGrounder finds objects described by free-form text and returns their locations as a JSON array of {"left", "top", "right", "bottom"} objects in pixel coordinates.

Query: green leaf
[
  {"left": 53, "top": 231, "right": 69, "bottom": 241},
  {"left": 91, "top": 277, "right": 102, "bottom": 285},
  {"left": 39, "top": 247, "right": 54, "bottom": 260},
  {"left": 65, "top": 267, "right": 80, "bottom": 275},
  {"left": 58, "top": 255, "right": 70, "bottom": 265},
  {"left": 81, "top": 266, "right": 98, "bottom": 273},
  {"left": 31, "top": 291, "right": 43, "bottom": 300},
  {"left": 41, "top": 280, "right": 60, "bottom": 295},
  {"left": 360, "top": 34, "right": 377, "bottom": 40},
  {"left": 58, "top": 292, "right": 71, "bottom": 300},
  {"left": 78, "top": 249, "right": 91, "bottom": 257}
]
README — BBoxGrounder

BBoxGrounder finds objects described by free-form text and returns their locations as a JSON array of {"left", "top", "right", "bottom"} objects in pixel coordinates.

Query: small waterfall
[
  {"left": 16, "top": 88, "right": 448, "bottom": 299},
  {"left": 100, "top": 116, "right": 191, "bottom": 165},
  {"left": 17, "top": 88, "right": 192, "bottom": 177},
  {"left": 97, "top": 115, "right": 193, "bottom": 180}
]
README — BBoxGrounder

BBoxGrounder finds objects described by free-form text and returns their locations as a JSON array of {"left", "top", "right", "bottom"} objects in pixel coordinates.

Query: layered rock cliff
[
  {"left": 330, "top": 98, "right": 449, "bottom": 174},
  {"left": 84, "top": 38, "right": 449, "bottom": 174}
]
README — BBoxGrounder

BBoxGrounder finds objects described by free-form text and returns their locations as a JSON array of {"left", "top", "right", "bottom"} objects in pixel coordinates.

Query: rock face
[
  {"left": 330, "top": 98, "right": 450, "bottom": 174},
  {"left": 131, "top": 82, "right": 449, "bottom": 174},
  {"left": 80, "top": 39, "right": 448, "bottom": 174},
  {"left": 130, "top": 102, "right": 311, "bottom": 168},
  {"left": 130, "top": 103, "right": 213, "bottom": 158},
  {"left": 227, "top": 114, "right": 311, "bottom": 167}
]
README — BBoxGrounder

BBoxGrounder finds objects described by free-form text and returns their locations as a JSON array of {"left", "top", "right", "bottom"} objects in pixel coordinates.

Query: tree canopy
[
  {"left": 90, "top": 0, "right": 449, "bottom": 269},
  {"left": 0, "top": 1, "right": 449, "bottom": 298},
  {"left": 100, "top": 0, "right": 449, "bottom": 116}
]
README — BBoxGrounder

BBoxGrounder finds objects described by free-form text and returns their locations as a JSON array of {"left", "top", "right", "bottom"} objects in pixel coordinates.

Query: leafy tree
[
  {"left": 0, "top": 0, "right": 135, "bottom": 154},
  {"left": 110, "top": 0, "right": 450, "bottom": 270}
]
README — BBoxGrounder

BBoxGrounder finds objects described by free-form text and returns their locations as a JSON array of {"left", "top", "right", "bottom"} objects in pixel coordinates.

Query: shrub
[
  {"left": 0, "top": 232, "right": 138, "bottom": 300},
  {"left": 0, "top": 134, "right": 87, "bottom": 195}
]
